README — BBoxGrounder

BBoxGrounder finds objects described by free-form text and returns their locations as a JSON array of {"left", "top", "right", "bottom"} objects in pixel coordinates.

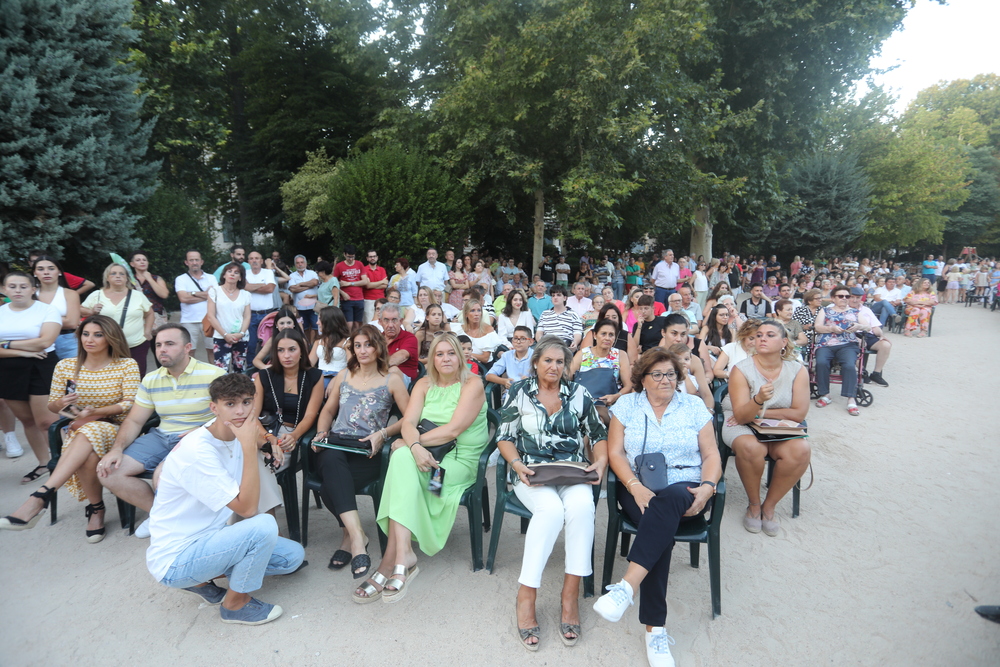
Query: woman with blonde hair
[
  {"left": 0, "top": 316, "right": 140, "bottom": 542},
  {"left": 713, "top": 319, "right": 761, "bottom": 380},
  {"left": 81, "top": 263, "right": 153, "bottom": 375},
  {"left": 359, "top": 332, "right": 489, "bottom": 603}
]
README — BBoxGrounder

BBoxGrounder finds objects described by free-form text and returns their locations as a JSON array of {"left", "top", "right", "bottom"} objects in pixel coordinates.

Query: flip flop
[
  {"left": 352, "top": 571, "right": 388, "bottom": 605},
  {"left": 560, "top": 603, "right": 581, "bottom": 646},
  {"left": 382, "top": 564, "right": 419, "bottom": 604},
  {"left": 328, "top": 550, "right": 352, "bottom": 570},
  {"left": 847, "top": 405, "right": 860, "bottom": 416}
]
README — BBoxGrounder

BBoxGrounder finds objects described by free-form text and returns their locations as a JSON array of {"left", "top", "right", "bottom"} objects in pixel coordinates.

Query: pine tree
[{"left": 0, "top": 0, "right": 158, "bottom": 260}]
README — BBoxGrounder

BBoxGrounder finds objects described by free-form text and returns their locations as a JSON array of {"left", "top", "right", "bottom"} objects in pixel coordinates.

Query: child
[
  {"left": 975, "top": 265, "right": 991, "bottom": 297},
  {"left": 667, "top": 343, "right": 714, "bottom": 411},
  {"left": 457, "top": 335, "right": 481, "bottom": 375}
]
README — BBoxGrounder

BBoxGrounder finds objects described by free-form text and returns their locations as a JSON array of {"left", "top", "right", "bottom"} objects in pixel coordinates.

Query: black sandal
[
  {"left": 20, "top": 465, "right": 50, "bottom": 485},
  {"left": 351, "top": 552, "right": 371, "bottom": 580},
  {"left": 0, "top": 485, "right": 56, "bottom": 531},
  {"left": 328, "top": 550, "right": 352, "bottom": 570},
  {"left": 85, "top": 500, "right": 106, "bottom": 544}
]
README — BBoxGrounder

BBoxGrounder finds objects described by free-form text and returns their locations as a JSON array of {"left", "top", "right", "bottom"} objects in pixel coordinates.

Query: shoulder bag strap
[{"left": 118, "top": 290, "right": 132, "bottom": 329}]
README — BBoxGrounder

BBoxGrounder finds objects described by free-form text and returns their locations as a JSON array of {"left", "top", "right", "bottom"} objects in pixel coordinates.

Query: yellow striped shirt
[{"left": 134, "top": 357, "right": 225, "bottom": 434}]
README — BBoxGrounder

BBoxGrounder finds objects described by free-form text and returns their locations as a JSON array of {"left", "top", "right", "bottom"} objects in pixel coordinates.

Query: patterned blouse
[
  {"left": 498, "top": 377, "right": 608, "bottom": 485},
  {"left": 610, "top": 390, "right": 712, "bottom": 485},
  {"left": 816, "top": 306, "right": 860, "bottom": 348},
  {"left": 578, "top": 346, "right": 621, "bottom": 382}
]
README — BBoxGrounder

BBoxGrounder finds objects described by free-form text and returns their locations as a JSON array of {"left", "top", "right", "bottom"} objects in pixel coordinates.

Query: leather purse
[
  {"left": 573, "top": 367, "right": 619, "bottom": 405},
  {"left": 526, "top": 460, "right": 598, "bottom": 486},
  {"left": 314, "top": 433, "right": 372, "bottom": 455},
  {"left": 633, "top": 415, "right": 698, "bottom": 492},
  {"left": 417, "top": 419, "right": 456, "bottom": 462}
]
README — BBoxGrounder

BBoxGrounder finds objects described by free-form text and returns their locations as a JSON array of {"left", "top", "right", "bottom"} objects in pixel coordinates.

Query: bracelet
[
  {"left": 753, "top": 395, "right": 764, "bottom": 406},
  {"left": 1, "top": 340, "right": 10, "bottom": 349},
  {"left": 408, "top": 441, "right": 421, "bottom": 450},
  {"left": 625, "top": 478, "right": 640, "bottom": 489}
]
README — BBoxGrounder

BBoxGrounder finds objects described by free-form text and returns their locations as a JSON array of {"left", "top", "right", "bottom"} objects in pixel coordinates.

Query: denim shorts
[
  {"left": 341, "top": 299, "right": 364, "bottom": 322},
  {"left": 123, "top": 428, "right": 184, "bottom": 472}
]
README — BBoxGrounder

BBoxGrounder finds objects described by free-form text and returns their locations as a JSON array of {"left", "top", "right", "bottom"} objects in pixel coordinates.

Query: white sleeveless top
[
  {"left": 316, "top": 343, "right": 348, "bottom": 373},
  {"left": 38, "top": 286, "right": 68, "bottom": 318}
]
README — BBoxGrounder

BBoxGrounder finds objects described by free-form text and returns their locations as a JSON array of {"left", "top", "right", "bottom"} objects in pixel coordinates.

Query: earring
[{"left": 781, "top": 346, "right": 787, "bottom": 354}]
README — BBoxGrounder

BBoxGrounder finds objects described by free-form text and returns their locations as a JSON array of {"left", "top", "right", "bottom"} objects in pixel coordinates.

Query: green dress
[{"left": 376, "top": 381, "right": 489, "bottom": 556}]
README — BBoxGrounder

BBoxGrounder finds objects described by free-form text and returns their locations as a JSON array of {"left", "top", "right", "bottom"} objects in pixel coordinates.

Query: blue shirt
[
  {"left": 610, "top": 390, "right": 712, "bottom": 485},
  {"left": 528, "top": 294, "right": 553, "bottom": 321},
  {"left": 490, "top": 347, "right": 533, "bottom": 382}
]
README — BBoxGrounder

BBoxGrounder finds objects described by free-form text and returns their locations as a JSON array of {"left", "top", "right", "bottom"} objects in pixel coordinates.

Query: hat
[{"left": 849, "top": 286, "right": 865, "bottom": 296}]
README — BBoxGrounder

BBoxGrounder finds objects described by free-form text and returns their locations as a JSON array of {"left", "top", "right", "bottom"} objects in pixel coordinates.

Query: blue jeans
[
  {"left": 815, "top": 343, "right": 860, "bottom": 398},
  {"left": 654, "top": 286, "right": 675, "bottom": 306},
  {"left": 613, "top": 280, "right": 625, "bottom": 301},
  {"left": 159, "top": 514, "right": 304, "bottom": 594},
  {"left": 55, "top": 332, "right": 77, "bottom": 360},
  {"left": 868, "top": 300, "right": 896, "bottom": 327}
]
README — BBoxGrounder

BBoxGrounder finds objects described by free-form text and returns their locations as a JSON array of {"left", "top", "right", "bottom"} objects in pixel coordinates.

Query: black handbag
[
  {"left": 633, "top": 415, "right": 698, "bottom": 493},
  {"left": 573, "top": 367, "right": 619, "bottom": 405},
  {"left": 417, "top": 418, "right": 456, "bottom": 462},
  {"left": 314, "top": 433, "right": 372, "bottom": 455}
]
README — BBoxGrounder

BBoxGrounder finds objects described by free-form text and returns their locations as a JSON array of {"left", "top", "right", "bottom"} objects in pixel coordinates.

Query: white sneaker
[
  {"left": 5, "top": 433, "right": 23, "bottom": 458},
  {"left": 592, "top": 579, "right": 634, "bottom": 622},
  {"left": 133, "top": 518, "right": 151, "bottom": 539},
  {"left": 645, "top": 627, "right": 676, "bottom": 667}
]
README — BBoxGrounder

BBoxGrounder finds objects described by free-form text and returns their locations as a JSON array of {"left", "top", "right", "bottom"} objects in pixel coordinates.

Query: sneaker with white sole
[
  {"left": 592, "top": 579, "right": 634, "bottom": 623},
  {"left": 133, "top": 518, "right": 151, "bottom": 539},
  {"left": 5, "top": 433, "right": 23, "bottom": 458},
  {"left": 181, "top": 582, "right": 227, "bottom": 605},
  {"left": 220, "top": 597, "right": 283, "bottom": 625},
  {"left": 645, "top": 627, "right": 676, "bottom": 667}
]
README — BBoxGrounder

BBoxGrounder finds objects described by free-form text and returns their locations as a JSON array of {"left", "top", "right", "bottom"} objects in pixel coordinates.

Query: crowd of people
[{"left": 0, "top": 243, "right": 997, "bottom": 665}]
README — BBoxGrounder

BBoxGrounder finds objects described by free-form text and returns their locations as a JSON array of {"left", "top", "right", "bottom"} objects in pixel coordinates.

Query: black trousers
[
  {"left": 618, "top": 481, "right": 705, "bottom": 626},
  {"left": 316, "top": 447, "right": 383, "bottom": 527}
]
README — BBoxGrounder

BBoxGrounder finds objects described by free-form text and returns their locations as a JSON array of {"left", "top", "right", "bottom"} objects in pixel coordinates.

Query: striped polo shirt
[{"left": 134, "top": 357, "right": 225, "bottom": 434}]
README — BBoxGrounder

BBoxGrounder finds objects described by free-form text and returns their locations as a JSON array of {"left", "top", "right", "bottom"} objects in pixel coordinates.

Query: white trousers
[{"left": 513, "top": 482, "right": 595, "bottom": 589}]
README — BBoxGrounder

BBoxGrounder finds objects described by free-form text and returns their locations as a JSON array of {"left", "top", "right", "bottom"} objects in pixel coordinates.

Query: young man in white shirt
[
  {"left": 174, "top": 249, "right": 218, "bottom": 362},
  {"left": 147, "top": 373, "right": 304, "bottom": 625},
  {"left": 869, "top": 276, "right": 902, "bottom": 327},
  {"left": 244, "top": 251, "right": 277, "bottom": 361}
]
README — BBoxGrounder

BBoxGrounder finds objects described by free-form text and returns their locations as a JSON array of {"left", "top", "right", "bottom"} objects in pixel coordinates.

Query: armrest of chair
[
  {"left": 140, "top": 414, "right": 160, "bottom": 435},
  {"left": 707, "top": 477, "right": 727, "bottom": 526},
  {"left": 495, "top": 451, "right": 510, "bottom": 489},
  {"left": 606, "top": 469, "right": 620, "bottom": 516},
  {"left": 47, "top": 417, "right": 73, "bottom": 467},
  {"left": 474, "top": 410, "right": 501, "bottom": 487}
]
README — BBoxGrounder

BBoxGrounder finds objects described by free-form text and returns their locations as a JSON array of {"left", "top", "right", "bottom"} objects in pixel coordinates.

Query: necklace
[
  {"left": 270, "top": 370, "right": 305, "bottom": 426},
  {"left": 754, "top": 356, "right": 782, "bottom": 382}
]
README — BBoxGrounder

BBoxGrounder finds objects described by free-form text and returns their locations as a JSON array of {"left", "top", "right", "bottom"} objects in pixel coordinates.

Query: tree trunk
[
  {"left": 532, "top": 187, "right": 545, "bottom": 282},
  {"left": 690, "top": 201, "right": 712, "bottom": 260}
]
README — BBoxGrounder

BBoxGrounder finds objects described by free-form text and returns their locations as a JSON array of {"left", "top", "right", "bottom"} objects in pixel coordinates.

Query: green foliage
[
  {"left": 941, "top": 148, "right": 1000, "bottom": 249},
  {"left": 279, "top": 149, "right": 338, "bottom": 233},
  {"left": 294, "top": 145, "right": 472, "bottom": 263},
  {"left": 0, "top": 0, "right": 158, "bottom": 260},
  {"left": 907, "top": 74, "right": 1000, "bottom": 150},
  {"left": 770, "top": 151, "right": 872, "bottom": 256}
]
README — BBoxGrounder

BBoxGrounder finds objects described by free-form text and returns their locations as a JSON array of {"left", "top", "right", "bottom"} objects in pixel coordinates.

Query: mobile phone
[
  {"left": 428, "top": 467, "right": 445, "bottom": 496},
  {"left": 66, "top": 379, "right": 76, "bottom": 394}
]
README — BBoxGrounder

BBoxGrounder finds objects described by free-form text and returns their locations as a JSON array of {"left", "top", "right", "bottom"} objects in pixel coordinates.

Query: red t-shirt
[
  {"left": 362, "top": 265, "right": 387, "bottom": 301},
  {"left": 334, "top": 261, "right": 364, "bottom": 301},
  {"left": 386, "top": 330, "right": 418, "bottom": 379},
  {"left": 64, "top": 272, "right": 86, "bottom": 290},
  {"left": 653, "top": 302, "right": 666, "bottom": 316}
]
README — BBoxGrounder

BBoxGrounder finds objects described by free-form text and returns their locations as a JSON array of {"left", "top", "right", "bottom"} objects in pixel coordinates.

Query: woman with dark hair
[
  {"left": 251, "top": 328, "right": 324, "bottom": 515},
  {"left": 415, "top": 303, "right": 451, "bottom": 364},
  {"left": 251, "top": 305, "right": 305, "bottom": 370},
  {"left": 497, "top": 289, "right": 536, "bottom": 342},
  {"left": 81, "top": 263, "right": 153, "bottom": 375},
  {"left": 595, "top": 347, "right": 720, "bottom": 664},
  {"left": 580, "top": 302, "right": 628, "bottom": 353},
  {"left": 0, "top": 315, "right": 139, "bottom": 542},
  {"left": 310, "top": 306, "right": 350, "bottom": 390},
  {"left": 128, "top": 251, "right": 170, "bottom": 329},
  {"left": 206, "top": 262, "right": 251, "bottom": 372},
  {"left": 571, "top": 319, "right": 633, "bottom": 425},
  {"left": 32, "top": 255, "right": 81, "bottom": 359},
  {"left": 698, "top": 304, "right": 735, "bottom": 360},
  {"left": 0, "top": 271, "right": 62, "bottom": 482},
  {"left": 314, "top": 324, "right": 410, "bottom": 578}
]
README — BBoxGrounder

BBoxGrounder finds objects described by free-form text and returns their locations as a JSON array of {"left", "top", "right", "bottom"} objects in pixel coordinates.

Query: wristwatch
[{"left": 699, "top": 480, "right": 717, "bottom": 495}]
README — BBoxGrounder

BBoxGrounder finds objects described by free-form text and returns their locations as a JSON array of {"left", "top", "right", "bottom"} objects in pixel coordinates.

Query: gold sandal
[
  {"left": 352, "top": 571, "right": 388, "bottom": 604},
  {"left": 382, "top": 564, "right": 419, "bottom": 604}
]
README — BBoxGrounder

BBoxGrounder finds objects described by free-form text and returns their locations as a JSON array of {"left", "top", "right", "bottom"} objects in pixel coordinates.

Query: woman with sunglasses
[{"left": 813, "top": 285, "right": 868, "bottom": 415}]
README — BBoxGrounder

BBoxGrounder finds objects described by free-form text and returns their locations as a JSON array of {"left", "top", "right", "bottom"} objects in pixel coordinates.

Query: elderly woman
[
  {"left": 81, "top": 263, "right": 153, "bottom": 375},
  {"left": 363, "top": 333, "right": 488, "bottom": 603},
  {"left": 571, "top": 319, "right": 633, "bottom": 424},
  {"left": 722, "top": 319, "right": 810, "bottom": 536},
  {"left": 792, "top": 288, "right": 823, "bottom": 346},
  {"left": 498, "top": 336, "right": 608, "bottom": 651},
  {"left": 813, "top": 285, "right": 870, "bottom": 415},
  {"left": 903, "top": 278, "right": 937, "bottom": 337},
  {"left": 593, "top": 347, "right": 720, "bottom": 667}
]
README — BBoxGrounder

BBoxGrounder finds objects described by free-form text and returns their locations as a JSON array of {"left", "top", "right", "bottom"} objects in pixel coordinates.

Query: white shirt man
[
  {"left": 566, "top": 282, "right": 593, "bottom": 317},
  {"left": 244, "top": 252, "right": 277, "bottom": 359},
  {"left": 415, "top": 248, "right": 450, "bottom": 292},
  {"left": 174, "top": 250, "right": 218, "bottom": 359},
  {"left": 650, "top": 250, "right": 680, "bottom": 292}
]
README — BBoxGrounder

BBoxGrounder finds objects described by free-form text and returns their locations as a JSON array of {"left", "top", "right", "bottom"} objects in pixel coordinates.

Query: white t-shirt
[
  {"left": 496, "top": 310, "right": 536, "bottom": 340},
  {"left": 873, "top": 286, "right": 901, "bottom": 303},
  {"left": 208, "top": 286, "right": 252, "bottom": 339},
  {"left": 174, "top": 272, "right": 219, "bottom": 323},
  {"left": 693, "top": 270, "right": 709, "bottom": 292},
  {"left": 720, "top": 341, "right": 751, "bottom": 374},
  {"left": 146, "top": 425, "right": 243, "bottom": 581},
  {"left": 441, "top": 302, "right": 461, "bottom": 321},
  {"left": 0, "top": 301, "right": 62, "bottom": 352},
  {"left": 244, "top": 268, "right": 277, "bottom": 312},
  {"left": 452, "top": 327, "right": 506, "bottom": 355},
  {"left": 288, "top": 269, "right": 320, "bottom": 310}
]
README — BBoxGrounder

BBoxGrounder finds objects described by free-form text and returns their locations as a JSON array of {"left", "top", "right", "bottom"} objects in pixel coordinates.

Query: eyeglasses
[
  {"left": 834, "top": 294, "right": 849, "bottom": 299},
  {"left": 644, "top": 371, "right": 677, "bottom": 382},
  {"left": 511, "top": 337, "right": 530, "bottom": 342}
]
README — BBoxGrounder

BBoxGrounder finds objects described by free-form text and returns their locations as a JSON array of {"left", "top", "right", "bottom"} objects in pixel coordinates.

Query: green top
[{"left": 626, "top": 263, "right": 642, "bottom": 285}]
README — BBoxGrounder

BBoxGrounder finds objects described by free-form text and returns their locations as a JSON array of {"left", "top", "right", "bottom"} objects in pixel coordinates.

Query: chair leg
[
  {"left": 709, "top": 533, "right": 721, "bottom": 618},
  {"left": 49, "top": 492, "right": 58, "bottom": 526},
  {"left": 468, "top": 491, "right": 484, "bottom": 572},
  {"left": 689, "top": 542, "right": 700, "bottom": 569},
  {"left": 280, "top": 474, "right": 300, "bottom": 543},
  {"left": 620, "top": 532, "right": 631, "bottom": 557},
  {"left": 300, "top": 484, "right": 310, "bottom": 548},
  {"left": 520, "top": 516, "right": 529, "bottom": 534},
  {"left": 792, "top": 482, "right": 801, "bottom": 518},
  {"left": 481, "top": 486, "right": 490, "bottom": 532},
  {"left": 584, "top": 542, "right": 595, "bottom": 598},
  {"left": 313, "top": 490, "right": 322, "bottom": 510},
  {"left": 486, "top": 491, "right": 509, "bottom": 574},
  {"left": 602, "top": 521, "right": 619, "bottom": 591}
]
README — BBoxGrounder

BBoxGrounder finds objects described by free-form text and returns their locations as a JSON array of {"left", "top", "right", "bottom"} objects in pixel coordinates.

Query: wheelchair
[{"left": 806, "top": 336, "right": 873, "bottom": 407}]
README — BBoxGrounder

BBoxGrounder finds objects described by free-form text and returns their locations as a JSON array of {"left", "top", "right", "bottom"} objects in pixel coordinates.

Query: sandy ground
[{"left": 2, "top": 303, "right": 999, "bottom": 667}]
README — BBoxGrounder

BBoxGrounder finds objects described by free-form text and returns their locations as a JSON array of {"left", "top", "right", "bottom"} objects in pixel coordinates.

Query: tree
[
  {"left": 769, "top": 151, "right": 872, "bottom": 256},
  {"left": 907, "top": 74, "right": 1000, "bottom": 150},
  {"left": 0, "top": 0, "right": 158, "bottom": 260},
  {"left": 290, "top": 145, "right": 472, "bottom": 263},
  {"left": 421, "top": 0, "right": 734, "bottom": 274}
]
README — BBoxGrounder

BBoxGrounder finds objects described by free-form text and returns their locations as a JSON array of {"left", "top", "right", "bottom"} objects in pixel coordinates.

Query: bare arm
[
  {"left": 3, "top": 321, "right": 60, "bottom": 353},
  {"left": 62, "top": 288, "right": 81, "bottom": 329},
  {"left": 227, "top": 418, "right": 262, "bottom": 518}
]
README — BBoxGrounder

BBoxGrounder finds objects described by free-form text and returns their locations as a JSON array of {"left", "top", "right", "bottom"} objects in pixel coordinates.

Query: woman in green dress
[{"left": 354, "top": 332, "right": 488, "bottom": 604}]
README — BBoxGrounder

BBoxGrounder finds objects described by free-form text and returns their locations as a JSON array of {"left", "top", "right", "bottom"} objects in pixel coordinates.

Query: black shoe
[
  {"left": 976, "top": 606, "right": 1000, "bottom": 624},
  {"left": 862, "top": 370, "right": 871, "bottom": 384},
  {"left": 869, "top": 372, "right": 888, "bottom": 387},
  {"left": 85, "top": 500, "right": 106, "bottom": 543}
]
